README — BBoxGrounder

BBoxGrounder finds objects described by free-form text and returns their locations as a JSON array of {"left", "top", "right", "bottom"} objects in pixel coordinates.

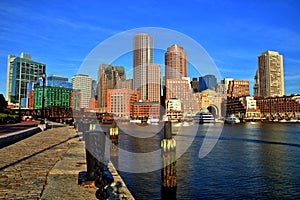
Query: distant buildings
[
  {"left": 255, "top": 95, "right": 300, "bottom": 118},
  {"left": 147, "top": 64, "right": 161, "bottom": 102},
  {"left": 198, "top": 74, "right": 217, "bottom": 92},
  {"left": 227, "top": 80, "right": 250, "bottom": 98},
  {"left": 47, "top": 74, "right": 72, "bottom": 88},
  {"left": 195, "top": 89, "right": 225, "bottom": 117},
  {"left": 72, "top": 74, "right": 92, "bottom": 109},
  {"left": 190, "top": 78, "right": 199, "bottom": 92},
  {"left": 165, "top": 44, "right": 187, "bottom": 79},
  {"left": 107, "top": 89, "right": 140, "bottom": 117},
  {"left": 6, "top": 53, "right": 46, "bottom": 106},
  {"left": 165, "top": 78, "right": 199, "bottom": 115},
  {"left": 254, "top": 51, "right": 284, "bottom": 97},
  {"left": 33, "top": 86, "right": 72, "bottom": 109},
  {"left": 97, "top": 64, "right": 125, "bottom": 111},
  {"left": 133, "top": 101, "right": 160, "bottom": 118}
]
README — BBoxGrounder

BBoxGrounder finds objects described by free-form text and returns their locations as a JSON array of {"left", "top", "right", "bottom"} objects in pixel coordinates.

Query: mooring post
[
  {"left": 110, "top": 121, "right": 119, "bottom": 169},
  {"left": 84, "top": 130, "right": 110, "bottom": 199},
  {"left": 161, "top": 120, "right": 177, "bottom": 199}
]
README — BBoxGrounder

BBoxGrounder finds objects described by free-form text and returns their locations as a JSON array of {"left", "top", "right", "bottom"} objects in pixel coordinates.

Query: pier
[{"left": 0, "top": 121, "right": 134, "bottom": 199}]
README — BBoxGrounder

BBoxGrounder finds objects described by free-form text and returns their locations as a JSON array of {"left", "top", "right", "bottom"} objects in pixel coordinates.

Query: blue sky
[{"left": 0, "top": 0, "right": 300, "bottom": 97}]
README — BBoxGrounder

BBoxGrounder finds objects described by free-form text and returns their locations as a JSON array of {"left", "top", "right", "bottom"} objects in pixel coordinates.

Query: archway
[{"left": 207, "top": 105, "right": 218, "bottom": 118}]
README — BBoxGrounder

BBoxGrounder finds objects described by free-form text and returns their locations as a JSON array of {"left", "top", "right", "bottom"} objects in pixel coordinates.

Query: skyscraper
[
  {"left": 255, "top": 51, "right": 284, "bottom": 97},
  {"left": 133, "top": 33, "right": 154, "bottom": 100},
  {"left": 6, "top": 52, "right": 46, "bottom": 105},
  {"left": 165, "top": 44, "right": 187, "bottom": 79},
  {"left": 72, "top": 74, "right": 92, "bottom": 109}
]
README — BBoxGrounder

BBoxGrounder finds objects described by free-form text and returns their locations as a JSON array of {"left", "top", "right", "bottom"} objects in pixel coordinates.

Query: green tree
[{"left": 0, "top": 94, "right": 8, "bottom": 113}]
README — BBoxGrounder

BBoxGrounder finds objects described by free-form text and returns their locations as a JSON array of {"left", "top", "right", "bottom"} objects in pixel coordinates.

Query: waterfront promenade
[{"left": 0, "top": 122, "right": 133, "bottom": 199}]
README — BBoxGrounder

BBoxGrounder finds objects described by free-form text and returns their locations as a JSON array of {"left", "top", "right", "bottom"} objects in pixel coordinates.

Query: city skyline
[{"left": 0, "top": 1, "right": 300, "bottom": 97}]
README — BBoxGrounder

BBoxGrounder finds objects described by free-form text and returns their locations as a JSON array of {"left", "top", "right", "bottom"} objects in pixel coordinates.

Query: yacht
[
  {"left": 225, "top": 115, "right": 240, "bottom": 124},
  {"left": 147, "top": 116, "right": 160, "bottom": 124}
]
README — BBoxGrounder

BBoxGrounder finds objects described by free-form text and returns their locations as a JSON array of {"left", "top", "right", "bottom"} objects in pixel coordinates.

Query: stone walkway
[{"left": 0, "top": 123, "right": 134, "bottom": 200}]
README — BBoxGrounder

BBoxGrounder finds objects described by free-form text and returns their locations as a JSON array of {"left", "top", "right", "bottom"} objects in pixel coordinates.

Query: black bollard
[
  {"left": 110, "top": 121, "right": 119, "bottom": 170},
  {"left": 84, "top": 130, "right": 106, "bottom": 180},
  {"left": 164, "top": 121, "right": 172, "bottom": 139},
  {"left": 84, "top": 130, "right": 111, "bottom": 199},
  {"left": 161, "top": 121, "right": 177, "bottom": 199}
]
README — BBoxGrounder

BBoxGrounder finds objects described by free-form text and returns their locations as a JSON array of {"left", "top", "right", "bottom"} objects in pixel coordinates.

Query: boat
[
  {"left": 289, "top": 119, "right": 299, "bottom": 123},
  {"left": 147, "top": 116, "right": 160, "bottom": 124},
  {"left": 130, "top": 119, "right": 142, "bottom": 123},
  {"left": 225, "top": 115, "right": 240, "bottom": 124},
  {"left": 194, "top": 112, "right": 215, "bottom": 124}
]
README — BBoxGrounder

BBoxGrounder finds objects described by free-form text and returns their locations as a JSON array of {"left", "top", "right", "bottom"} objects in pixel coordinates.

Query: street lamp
[{"left": 40, "top": 73, "right": 46, "bottom": 124}]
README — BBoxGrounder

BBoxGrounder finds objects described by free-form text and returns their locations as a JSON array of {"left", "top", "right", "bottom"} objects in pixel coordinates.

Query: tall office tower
[
  {"left": 256, "top": 51, "right": 284, "bottom": 97},
  {"left": 133, "top": 33, "right": 154, "bottom": 100},
  {"left": 72, "top": 74, "right": 92, "bottom": 109},
  {"left": 199, "top": 74, "right": 217, "bottom": 92},
  {"left": 165, "top": 44, "right": 187, "bottom": 79},
  {"left": 147, "top": 64, "right": 161, "bottom": 102},
  {"left": 6, "top": 52, "right": 46, "bottom": 105},
  {"left": 97, "top": 64, "right": 125, "bottom": 110}
]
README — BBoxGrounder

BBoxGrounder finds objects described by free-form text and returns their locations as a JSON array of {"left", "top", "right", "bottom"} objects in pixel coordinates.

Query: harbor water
[{"left": 113, "top": 122, "right": 300, "bottom": 199}]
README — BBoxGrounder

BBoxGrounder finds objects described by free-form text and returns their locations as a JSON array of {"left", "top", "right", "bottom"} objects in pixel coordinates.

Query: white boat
[
  {"left": 147, "top": 116, "right": 160, "bottom": 124},
  {"left": 279, "top": 119, "right": 288, "bottom": 123},
  {"left": 130, "top": 119, "right": 142, "bottom": 123},
  {"left": 225, "top": 115, "right": 240, "bottom": 124}
]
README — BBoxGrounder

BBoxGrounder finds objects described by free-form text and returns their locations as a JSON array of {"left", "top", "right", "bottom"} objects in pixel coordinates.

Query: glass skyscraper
[{"left": 6, "top": 52, "right": 46, "bottom": 105}]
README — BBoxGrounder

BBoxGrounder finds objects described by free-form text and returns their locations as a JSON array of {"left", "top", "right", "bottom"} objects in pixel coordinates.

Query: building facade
[
  {"left": 133, "top": 33, "right": 154, "bottom": 100},
  {"left": 195, "top": 89, "right": 226, "bottom": 117},
  {"left": 47, "top": 74, "right": 72, "bottom": 88},
  {"left": 34, "top": 86, "right": 72, "bottom": 109},
  {"left": 97, "top": 64, "right": 125, "bottom": 111},
  {"left": 198, "top": 74, "right": 217, "bottom": 92},
  {"left": 147, "top": 64, "right": 161, "bottom": 102},
  {"left": 255, "top": 51, "right": 284, "bottom": 97},
  {"left": 227, "top": 80, "right": 250, "bottom": 98},
  {"left": 190, "top": 77, "right": 199, "bottom": 92},
  {"left": 165, "top": 78, "right": 199, "bottom": 115},
  {"left": 133, "top": 101, "right": 160, "bottom": 118},
  {"left": 165, "top": 44, "right": 187, "bottom": 79},
  {"left": 107, "top": 89, "right": 140, "bottom": 117},
  {"left": 6, "top": 52, "right": 46, "bottom": 105},
  {"left": 72, "top": 74, "right": 92, "bottom": 109},
  {"left": 255, "top": 95, "right": 300, "bottom": 119}
]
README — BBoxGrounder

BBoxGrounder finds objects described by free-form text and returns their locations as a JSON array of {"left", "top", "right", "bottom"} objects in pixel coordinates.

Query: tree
[{"left": 0, "top": 94, "right": 8, "bottom": 113}]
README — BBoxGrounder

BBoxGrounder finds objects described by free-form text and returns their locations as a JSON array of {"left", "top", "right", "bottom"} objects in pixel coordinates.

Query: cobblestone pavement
[
  {"left": 0, "top": 123, "right": 85, "bottom": 199},
  {"left": 0, "top": 123, "right": 134, "bottom": 200}
]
